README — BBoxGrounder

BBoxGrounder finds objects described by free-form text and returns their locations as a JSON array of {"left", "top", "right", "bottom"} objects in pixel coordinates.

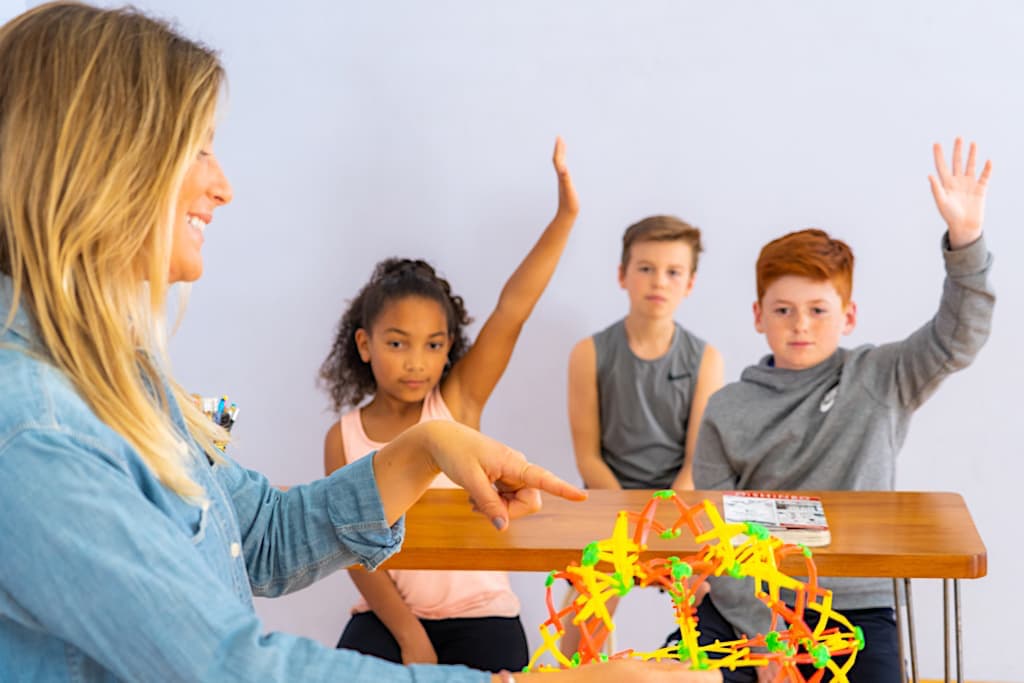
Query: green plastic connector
[
  {"left": 671, "top": 560, "right": 693, "bottom": 581},
  {"left": 654, "top": 490, "right": 675, "bottom": 499},
  {"left": 745, "top": 522, "right": 770, "bottom": 540},
  {"left": 545, "top": 571, "right": 556, "bottom": 587},
  {"left": 581, "top": 542, "right": 600, "bottom": 567},
  {"left": 612, "top": 571, "right": 632, "bottom": 596},
  {"left": 854, "top": 626, "right": 865, "bottom": 650},
  {"left": 811, "top": 644, "right": 830, "bottom": 668}
]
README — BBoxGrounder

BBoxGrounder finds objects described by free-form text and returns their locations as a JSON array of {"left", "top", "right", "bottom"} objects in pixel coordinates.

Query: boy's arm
[
  {"left": 443, "top": 137, "right": 579, "bottom": 424},
  {"left": 873, "top": 139, "right": 995, "bottom": 409},
  {"left": 671, "top": 345, "right": 724, "bottom": 491},
  {"left": 326, "top": 424, "right": 438, "bottom": 665},
  {"left": 568, "top": 337, "right": 621, "bottom": 489}
]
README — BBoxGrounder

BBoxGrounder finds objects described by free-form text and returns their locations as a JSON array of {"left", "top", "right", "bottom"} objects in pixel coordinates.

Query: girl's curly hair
[{"left": 319, "top": 258, "right": 473, "bottom": 412}]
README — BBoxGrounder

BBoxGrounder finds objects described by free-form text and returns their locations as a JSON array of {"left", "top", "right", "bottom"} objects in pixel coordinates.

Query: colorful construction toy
[{"left": 526, "top": 491, "right": 863, "bottom": 682}]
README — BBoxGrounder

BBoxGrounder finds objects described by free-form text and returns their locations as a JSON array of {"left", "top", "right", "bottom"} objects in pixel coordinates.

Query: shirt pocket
[
  {"left": 188, "top": 503, "right": 209, "bottom": 545},
  {"left": 166, "top": 495, "right": 209, "bottom": 545}
]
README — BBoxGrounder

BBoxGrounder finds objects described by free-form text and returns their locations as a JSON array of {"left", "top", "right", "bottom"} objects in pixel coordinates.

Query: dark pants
[
  {"left": 337, "top": 612, "right": 529, "bottom": 673},
  {"left": 663, "top": 597, "right": 900, "bottom": 682}
]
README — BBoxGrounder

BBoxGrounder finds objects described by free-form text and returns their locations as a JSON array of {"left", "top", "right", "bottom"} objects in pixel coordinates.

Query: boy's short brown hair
[
  {"left": 621, "top": 215, "right": 703, "bottom": 272},
  {"left": 756, "top": 228, "right": 855, "bottom": 304}
]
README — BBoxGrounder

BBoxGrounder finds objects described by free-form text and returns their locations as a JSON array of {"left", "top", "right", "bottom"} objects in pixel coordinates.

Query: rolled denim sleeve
[
  {"left": 0, "top": 428, "right": 488, "bottom": 683},
  {"left": 217, "top": 452, "right": 404, "bottom": 597}
]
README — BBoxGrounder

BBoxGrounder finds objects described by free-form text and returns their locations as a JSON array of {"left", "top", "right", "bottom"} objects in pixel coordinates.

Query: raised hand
[
  {"left": 553, "top": 136, "right": 579, "bottom": 220},
  {"left": 928, "top": 137, "right": 992, "bottom": 249}
]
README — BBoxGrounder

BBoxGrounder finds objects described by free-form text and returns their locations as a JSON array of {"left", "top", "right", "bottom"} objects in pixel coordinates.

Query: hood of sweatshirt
[{"left": 739, "top": 348, "right": 846, "bottom": 393}]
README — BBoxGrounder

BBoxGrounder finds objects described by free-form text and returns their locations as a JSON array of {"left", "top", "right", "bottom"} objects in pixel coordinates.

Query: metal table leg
[
  {"left": 955, "top": 579, "right": 963, "bottom": 683},
  {"left": 904, "top": 578, "right": 919, "bottom": 683},
  {"left": 893, "top": 579, "right": 907, "bottom": 683},
  {"left": 943, "top": 579, "right": 950, "bottom": 683}
]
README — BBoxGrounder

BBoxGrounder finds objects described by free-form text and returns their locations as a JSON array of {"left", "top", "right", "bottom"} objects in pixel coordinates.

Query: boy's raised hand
[
  {"left": 553, "top": 136, "right": 579, "bottom": 220},
  {"left": 929, "top": 137, "right": 993, "bottom": 249}
]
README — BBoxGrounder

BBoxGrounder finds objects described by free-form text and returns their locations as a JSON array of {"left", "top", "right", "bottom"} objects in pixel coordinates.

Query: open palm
[
  {"left": 553, "top": 136, "right": 579, "bottom": 219},
  {"left": 929, "top": 138, "right": 992, "bottom": 249}
]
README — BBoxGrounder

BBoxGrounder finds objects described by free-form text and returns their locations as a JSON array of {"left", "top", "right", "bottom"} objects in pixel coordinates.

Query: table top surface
[{"left": 382, "top": 489, "right": 987, "bottom": 579}]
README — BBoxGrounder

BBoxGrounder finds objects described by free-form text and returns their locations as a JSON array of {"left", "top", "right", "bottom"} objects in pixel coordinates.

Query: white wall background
[{"left": 22, "top": 1, "right": 1023, "bottom": 679}]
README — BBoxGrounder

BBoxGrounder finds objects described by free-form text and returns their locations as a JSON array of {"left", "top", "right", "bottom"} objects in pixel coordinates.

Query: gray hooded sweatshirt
[{"left": 693, "top": 233, "right": 994, "bottom": 640}]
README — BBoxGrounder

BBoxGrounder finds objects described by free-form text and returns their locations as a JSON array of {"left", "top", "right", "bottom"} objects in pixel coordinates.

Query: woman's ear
[{"left": 354, "top": 328, "right": 371, "bottom": 363}]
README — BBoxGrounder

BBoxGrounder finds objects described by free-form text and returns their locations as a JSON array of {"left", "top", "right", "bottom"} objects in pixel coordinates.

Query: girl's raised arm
[{"left": 443, "top": 137, "right": 579, "bottom": 426}]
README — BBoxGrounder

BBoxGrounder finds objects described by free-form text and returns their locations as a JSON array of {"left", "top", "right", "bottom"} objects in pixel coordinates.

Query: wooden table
[
  {"left": 385, "top": 489, "right": 986, "bottom": 578},
  {"left": 384, "top": 489, "right": 987, "bottom": 683}
]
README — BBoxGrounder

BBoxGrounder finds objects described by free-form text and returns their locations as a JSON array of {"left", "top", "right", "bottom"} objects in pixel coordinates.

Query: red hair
[{"left": 756, "top": 229, "right": 854, "bottom": 304}]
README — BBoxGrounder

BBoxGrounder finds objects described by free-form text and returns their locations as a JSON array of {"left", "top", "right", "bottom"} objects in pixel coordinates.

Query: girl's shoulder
[{"left": 323, "top": 420, "right": 347, "bottom": 474}]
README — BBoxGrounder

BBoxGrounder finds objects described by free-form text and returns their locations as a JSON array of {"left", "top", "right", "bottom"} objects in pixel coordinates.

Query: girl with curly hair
[{"left": 319, "top": 138, "right": 578, "bottom": 672}]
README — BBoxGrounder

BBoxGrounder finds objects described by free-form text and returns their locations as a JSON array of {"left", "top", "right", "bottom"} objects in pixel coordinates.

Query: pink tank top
[{"left": 340, "top": 387, "right": 520, "bottom": 619}]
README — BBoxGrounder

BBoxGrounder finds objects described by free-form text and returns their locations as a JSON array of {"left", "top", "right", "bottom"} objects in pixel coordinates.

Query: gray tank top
[{"left": 594, "top": 319, "right": 706, "bottom": 489}]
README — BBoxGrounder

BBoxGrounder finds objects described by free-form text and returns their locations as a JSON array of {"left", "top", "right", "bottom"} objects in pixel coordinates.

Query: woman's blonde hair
[{"left": 0, "top": 2, "right": 228, "bottom": 497}]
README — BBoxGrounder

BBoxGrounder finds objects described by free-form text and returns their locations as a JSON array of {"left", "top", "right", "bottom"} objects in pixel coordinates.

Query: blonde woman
[{"left": 0, "top": 3, "right": 721, "bottom": 682}]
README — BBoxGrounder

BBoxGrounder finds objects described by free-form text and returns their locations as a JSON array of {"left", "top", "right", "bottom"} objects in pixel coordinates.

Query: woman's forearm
[{"left": 371, "top": 423, "right": 441, "bottom": 526}]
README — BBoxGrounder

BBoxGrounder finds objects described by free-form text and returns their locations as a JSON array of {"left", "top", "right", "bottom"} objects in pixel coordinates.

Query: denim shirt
[{"left": 0, "top": 277, "right": 488, "bottom": 682}]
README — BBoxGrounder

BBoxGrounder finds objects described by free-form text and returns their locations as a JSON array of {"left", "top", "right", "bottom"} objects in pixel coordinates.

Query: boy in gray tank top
[
  {"left": 592, "top": 319, "right": 707, "bottom": 489},
  {"left": 568, "top": 215, "right": 724, "bottom": 492},
  {"left": 562, "top": 215, "right": 724, "bottom": 657},
  {"left": 673, "top": 139, "right": 995, "bottom": 682}
]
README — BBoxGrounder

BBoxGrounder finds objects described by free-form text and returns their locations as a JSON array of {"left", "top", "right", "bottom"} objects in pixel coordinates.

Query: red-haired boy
[{"left": 671, "top": 139, "right": 995, "bottom": 682}]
